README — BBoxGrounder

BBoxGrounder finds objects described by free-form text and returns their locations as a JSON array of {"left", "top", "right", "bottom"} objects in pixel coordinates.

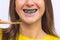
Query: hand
[{"left": 0, "top": 19, "right": 8, "bottom": 24}]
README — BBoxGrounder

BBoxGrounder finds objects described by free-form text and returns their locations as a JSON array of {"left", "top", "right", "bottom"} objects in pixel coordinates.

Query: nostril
[{"left": 26, "top": 4, "right": 34, "bottom": 7}]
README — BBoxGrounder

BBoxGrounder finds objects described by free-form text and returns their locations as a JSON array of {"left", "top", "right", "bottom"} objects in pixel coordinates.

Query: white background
[{"left": 0, "top": 0, "right": 60, "bottom": 36}]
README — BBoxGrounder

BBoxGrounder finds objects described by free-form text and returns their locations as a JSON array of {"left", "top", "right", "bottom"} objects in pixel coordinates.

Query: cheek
[
  {"left": 34, "top": 0, "right": 45, "bottom": 11},
  {"left": 15, "top": 0, "right": 26, "bottom": 17},
  {"left": 36, "top": 0, "right": 45, "bottom": 19},
  {"left": 34, "top": 0, "right": 44, "bottom": 3},
  {"left": 15, "top": 0, "right": 26, "bottom": 9},
  {"left": 39, "top": 0, "right": 45, "bottom": 15},
  {"left": 34, "top": 0, "right": 45, "bottom": 8}
]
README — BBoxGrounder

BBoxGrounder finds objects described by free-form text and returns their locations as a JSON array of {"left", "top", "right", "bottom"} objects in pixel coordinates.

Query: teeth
[{"left": 23, "top": 9, "right": 37, "bottom": 14}]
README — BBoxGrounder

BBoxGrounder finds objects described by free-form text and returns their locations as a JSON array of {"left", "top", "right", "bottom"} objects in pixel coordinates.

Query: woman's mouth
[
  {"left": 22, "top": 9, "right": 38, "bottom": 17},
  {"left": 23, "top": 9, "right": 38, "bottom": 14}
]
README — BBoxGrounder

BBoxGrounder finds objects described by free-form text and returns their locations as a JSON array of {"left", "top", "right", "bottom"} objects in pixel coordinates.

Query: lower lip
[{"left": 23, "top": 13, "right": 36, "bottom": 17}]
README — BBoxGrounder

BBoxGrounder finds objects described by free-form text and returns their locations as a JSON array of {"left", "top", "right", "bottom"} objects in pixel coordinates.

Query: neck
[{"left": 20, "top": 19, "right": 46, "bottom": 38}]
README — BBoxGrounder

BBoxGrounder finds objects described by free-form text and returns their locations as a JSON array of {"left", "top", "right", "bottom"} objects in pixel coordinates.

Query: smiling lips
[
  {"left": 23, "top": 9, "right": 38, "bottom": 14},
  {"left": 22, "top": 9, "right": 38, "bottom": 17}
]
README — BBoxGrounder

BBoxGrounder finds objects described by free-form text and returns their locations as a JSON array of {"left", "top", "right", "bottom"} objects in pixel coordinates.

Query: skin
[{"left": 15, "top": 0, "right": 47, "bottom": 39}]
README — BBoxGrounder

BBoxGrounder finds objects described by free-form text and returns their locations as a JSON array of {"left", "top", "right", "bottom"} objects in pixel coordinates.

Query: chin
[{"left": 22, "top": 19, "right": 36, "bottom": 24}]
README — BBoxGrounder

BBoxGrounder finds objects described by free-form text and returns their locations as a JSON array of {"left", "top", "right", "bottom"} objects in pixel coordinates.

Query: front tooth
[
  {"left": 28, "top": 10, "right": 31, "bottom": 13},
  {"left": 23, "top": 9, "right": 37, "bottom": 14},
  {"left": 27, "top": 10, "right": 34, "bottom": 13},
  {"left": 33, "top": 10, "right": 35, "bottom": 12}
]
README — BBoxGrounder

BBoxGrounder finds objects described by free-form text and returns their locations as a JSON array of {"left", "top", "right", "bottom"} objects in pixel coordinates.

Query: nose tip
[{"left": 26, "top": 0, "right": 34, "bottom": 7}]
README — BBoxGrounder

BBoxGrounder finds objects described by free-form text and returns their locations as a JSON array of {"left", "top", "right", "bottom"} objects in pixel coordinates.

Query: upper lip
[
  {"left": 22, "top": 8, "right": 38, "bottom": 9},
  {"left": 23, "top": 9, "right": 38, "bottom": 10},
  {"left": 23, "top": 8, "right": 38, "bottom": 9}
]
